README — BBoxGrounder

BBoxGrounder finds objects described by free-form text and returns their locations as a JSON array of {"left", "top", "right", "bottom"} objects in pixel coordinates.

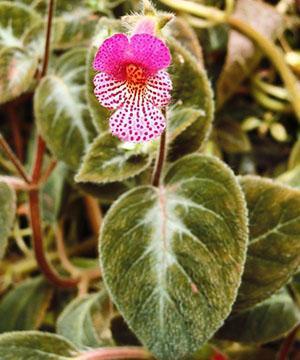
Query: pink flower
[{"left": 93, "top": 33, "right": 172, "bottom": 143}]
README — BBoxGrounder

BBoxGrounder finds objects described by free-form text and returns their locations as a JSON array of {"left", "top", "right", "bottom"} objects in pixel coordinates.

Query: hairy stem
[
  {"left": 0, "top": 133, "right": 31, "bottom": 183},
  {"left": 77, "top": 347, "right": 151, "bottom": 360},
  {"left": 277, "top": 324, "right": 300, "bottom": 360},
  {"left": 152, "top": 128, "right": 167, "bottom": 187}
]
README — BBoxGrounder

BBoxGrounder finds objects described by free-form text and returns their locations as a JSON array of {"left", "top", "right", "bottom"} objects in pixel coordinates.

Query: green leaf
[
  {"left": 75, "top": 132, "right": 153, "bottom": 184},
  {"left": 0, "top": 2, "right": 41, "bottom": 49},
  {"left": 0, "top": 182, "right": 16, "bottom": 259},
  {"left": 215, "top": 118, "right": 251, "bottom": 154},
  {"left": 0, "top": 331, "right": 77, "bottom": 359},
  {"left": 217, "top": 0, "right": 284, "bottom": 107},
  {"left": 57, "top": 290, "right": 113, "bottom": 349},
  {"left": 217, "top": 289, "right": 300, "bottom": 343},
  {"left": 235, "top": 175, "right": 300, "bottom": 310},
  {"left": 100, "top": 154, "right": 248, "bottom": 360},
  {"left": 41, "top": 162, "right": 66, "bottom": 224},
  {"left": 167, "top": 37, "right": 214, "bottom": 160},
  {"left": 0, "top": 46, "right": 38, "bottom": 104},
  {"left": 288, "top": 139, "right": 300, "bottom": 170},
  {"left": 35, "top": 48, "right": 96, "bottom": 170},
  {"left": 0, "top": 277, "right": 52, "bottom": 332}
]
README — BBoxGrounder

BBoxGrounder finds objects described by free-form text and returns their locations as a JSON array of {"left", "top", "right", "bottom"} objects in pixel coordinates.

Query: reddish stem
[
  {"left": 77, "top": 347, "right": 151, "bottom": 360},
  {"left": 277, "top": 325, "right": 300, "bottom": 360},
  {"left": 151, "top": 127, "right": 167, "bottom": 187}
]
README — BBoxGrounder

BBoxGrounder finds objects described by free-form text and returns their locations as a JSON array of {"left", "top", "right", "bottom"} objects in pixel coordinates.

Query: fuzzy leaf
[
  {"left": 75, "top": 132, "right": 153, "bottom": 184},
  {"left": 217, "top": 0, "right": 283, "bottom": 107},
  {"left": 277, "top": 165, "right": 300, "bottom": 189},
  {"left": 35, "top": 48, "right": 96, "bottom": 170},
  {"left": 0, "top": 2, "right": 40, "bottom": 49},
  {"left": 0, "top": 182, "right": 15, "bottom": 259},
  {"left": 218, "top": 289, "right": 300, "bottom": 343},
  {"left": 100, "top": 154, "right": 248, "bottom": 360},
  {"left": 167, "top": 37, "right": 214, "bottom": 160},
  {"left": 236, "top": 175, "right": 300, "bottom": 310},
  {"left": 216, "top": 118, "right": 251, "bottom": 154},
  {"left": 57, "top": 290, "right": 113, "bottom": 349},
  {"left": 0, "top": 277, "right": 52, "bottom": 332},
  {"left": 0, "top": 331, "right": 77, "bottom": 359}
]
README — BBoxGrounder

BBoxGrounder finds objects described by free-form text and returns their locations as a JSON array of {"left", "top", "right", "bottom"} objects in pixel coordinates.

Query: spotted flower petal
[
  {"left": 130, "top": 34, "right": 171, "bottom": 75},
  {"left": 145, "top": 71, "right": 172, "bottom": 107},
  {"left": 94, "top": 72, "right": 128, "bottom": 110},
  {"left": 110, "top": 100, "right": 166, "bottom": 142},
  {"left": 93, "top": 34, "right": 129, "bottom": 79}
]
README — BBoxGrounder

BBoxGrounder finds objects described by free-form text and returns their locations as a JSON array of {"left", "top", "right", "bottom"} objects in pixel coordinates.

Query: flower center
[{"left": 126, "top": 64, "right": 147, "bottom": 84}]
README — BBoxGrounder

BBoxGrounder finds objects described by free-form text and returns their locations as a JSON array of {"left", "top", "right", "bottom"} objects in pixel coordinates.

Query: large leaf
[
  {"left": 57, "top": 290, "right": 113, "bottom": 349},
  {"left": 235, "top": 175, "right": 300, "bottom": 310},
  {"left": 217, "top": 289, "right": 300, "bottom": 343},
  {"left": 217, "top": 0, "right": 283, "bottom": 107},
  {"left": 100, "top": 154, "right": 248, "bottom": 360},
  {"left": 35, "top": 48, "right": 96, "bottom": 170},
  {"left": 0, "top": 181, "right": 16, "bottom": 259},
  {"left": 0, "top": 277, "right": 52, "bottom": 332},
  {"left": 0, "top": 331, "right": 77, "bottom": 359},
  {"left": 75, "top": 132, "right": 153, "bottom": 184}
]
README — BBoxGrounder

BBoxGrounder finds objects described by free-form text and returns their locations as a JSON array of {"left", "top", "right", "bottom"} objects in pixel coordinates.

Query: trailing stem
[{"left": 77, "top": 347, "right": 152, "bottom": 360}]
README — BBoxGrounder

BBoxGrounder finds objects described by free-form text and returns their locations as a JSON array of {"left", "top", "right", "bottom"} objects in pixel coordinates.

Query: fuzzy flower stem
[
  {"left": 77, "top": 347, "right": 152, "bottom": 360},
  {"left": 152, "top": 109, "right": 167, "bottom": 187}
]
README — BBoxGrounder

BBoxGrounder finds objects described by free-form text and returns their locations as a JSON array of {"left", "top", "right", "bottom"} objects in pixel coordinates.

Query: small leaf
[
  {"left": 0, "top": 182, "right": 16, "bottom": 259},
  {"left": 35, "top": 47, "right": 96, "bottom": 170},
  {"left": 57, "top": 290, "right": 113, "bottom": 349},
  {"left": 0, "top": 46, "right": 38, "bottom": 104},
  {"left": 167, "top": 37, "right": 214, "bottom": 159},
  {"left": 0, "top": 277, "right": 52, "bottom": 332},
  {"left": 100, "top": 154, "right": 248, "bottom": 360},
  {"left": 0, "top": 331, "right": 77, "bottom": 359},
  {"left": 217, "top": 0, "right": 284, "bottom": 107},
  {"left": 217, "top": 289, "right": 300, "bottom": 343},
  {"left": 236, "top": 175, "right": 300, "bottom": 310},
  {"left": 277, "top": 164, "right": 300, "bottom": 189},
  {"left": 288, "top": 139, "right": 300, "bottom": 170},
  {"left": 75, "top": 132, "right": 153, "bottom": 184},
  {"left": 216, "top": 118, "right": 251, "bottom": 154}
]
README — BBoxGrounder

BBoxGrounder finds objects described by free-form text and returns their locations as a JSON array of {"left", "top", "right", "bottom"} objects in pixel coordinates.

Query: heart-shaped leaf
[
  {"left": 217, "top": 289, "right": 300, "bottom": 343},
  {"left": 0, "top": 181, "right": 16, "bottom": 259},
  {"left": 75, "top": 132, "right": 153, "bottom": 184},
  {"left": 0, "top": 331, "right": 77, "bottom": 359},
  {"left": 0, "top": 277, "right": 52, "bottom": 332},
  {"left": 100, "top": 154, "right": 248, "bottom": 360},
  {"left": 57, "top": 290, "right": 113, "bottom": 349},
  {"left": 35, "top": 47, "right": 96, "bottom": 170},
  {"left": 235, "top": 175, "right": 300, "bottom": 310}
]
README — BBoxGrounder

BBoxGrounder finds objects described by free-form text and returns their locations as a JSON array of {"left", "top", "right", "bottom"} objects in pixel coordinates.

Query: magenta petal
[
  {"left": 109, "top": 101, "right": 166, "bottom": 143},
  {"left": 93, "top": 34, "right": 129, "bottom": 78},
  {"left": 145, "top": 71, "right": 172, "bottom": 107},
  {"left": 130, "top": 34, "right": 171, "bottom": 75},
  {"left": 94, "top": 72, "right": 128, "bottom": 110}
]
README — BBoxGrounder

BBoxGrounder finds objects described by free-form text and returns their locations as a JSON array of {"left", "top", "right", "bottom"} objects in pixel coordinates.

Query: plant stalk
[
  {"left": 152, "top": 116, "right": 167, "bottom": 187},
  {"left": 77, "top": 347, "right": 151, "bottom": 360}
]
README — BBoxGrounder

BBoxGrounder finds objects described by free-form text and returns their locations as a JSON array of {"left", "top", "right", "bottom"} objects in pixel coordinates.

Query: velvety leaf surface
[
  {"left": 217, "top": 289, "right": 300, "bottom": 343},
  {"left": 0, "top": 2, "right": 41, "bottom": 103},
  {"left": 35, "top": 47, "right": 96, "bottom": 170},
  {"left": 0, "top": 182, "right": 16, "bottom": 259},
  {"left": 75, "top": 133, "right": 153, "bottom": 184},
  {"left": 100, "top": 154, "right": 248, "bottom": 360},
  {"left": 215, "top": 118, "right": 251, "bottom": 154},
  {"left": 0, "top": 277, "right": 52, "bottom": 332},
  {"left": 57, "top": 290, "right": 113, "bottom": 349},
  {"left": 0, "top": 331, "right": 77, "bottom": 359},
  {"left": 217, "top": 0, "right": 283, "bottom": 107},
  {"left": 236, "top": 175, "right": 300, "bottom": 310}
]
